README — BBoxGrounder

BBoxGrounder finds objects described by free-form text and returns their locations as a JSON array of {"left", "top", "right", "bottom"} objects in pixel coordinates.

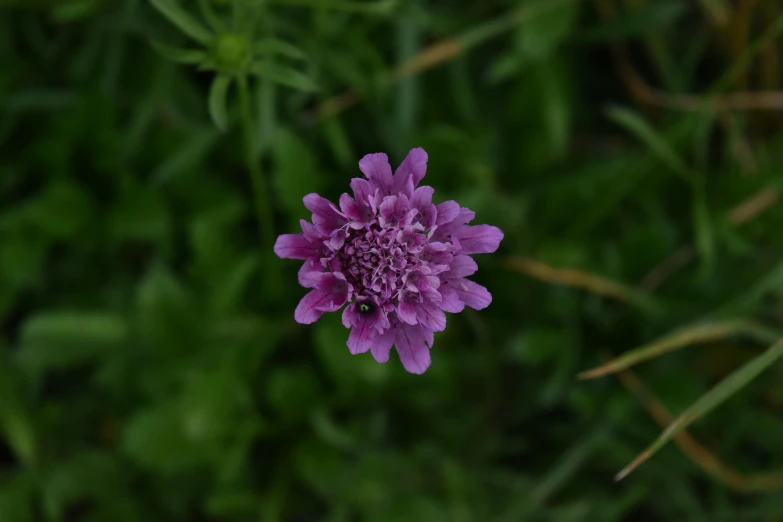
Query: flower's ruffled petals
[
  {"left": 371, "top": 328, "right": 396, "bottom": 363},
  {"left": 343, "top": 300, "right": 390, "bottom": 354},
  {"left": 274, "top": 234, "right": 317, "bottom": 260},
  {"left": 294, "top": 289, "right": 333, "bottom": 324},
  {"left": 300, "top": 219, "right": 323, "bottom": 242},
  {"left": 341, "top": 302, "right": 359, "bottom": 329},
  {"left": 453, "top": 278, "right": 492, "bottom": 310},
  {"left": 439, "top": 286, "right": 465, "bottom": 313},
  {"left": 397, "top": 289, "right": 445, "bottom": 331},
  {"left": 379, "top": 195, "right": 414, "bottom": 227},
  {"left": 339, "top": 193, "right": 374, "bottom": 226},
  {"left": 431, "top": 207, "right": 476, "bottom": 241},
  {"left": 420, "top": 242, "right": 453, "bottom": 267},
  {"left": 350, "top": 178, "right": 374, "bottom": 209},
  {"left": 298, "top": 262, "right": 324, "bottom": 288},
  {"left": 435, "top": 201, "right": 460, "bottom": 226},
  {"left": 347, "top": 315, "right": 376, "bottom": 354},
  {"left": 416, "top": 302, "right": 446, "bottom": 332},
  {"left": 447, "top": 255, "right": 478, "bottom": 278},
  {"left": 411, "top": 186, "right": 436, "bottom": 229},
  {"left": 393, "top": 148, "right": 428, "bottom": 197},
  {"left": 394, "top": 323, "right": 432, "bottom": 374},
  {"left": 303, "top": 193, "right": 347, "bottom": 235},
  {"left": 452, "top": 225, "right": 504, "bottom": 255},
  {"left": 396, "top": 298, "right": 419, "bottom": 325},
  {"left": 359, "top": 153, "right": 394, "bottom": 193}
]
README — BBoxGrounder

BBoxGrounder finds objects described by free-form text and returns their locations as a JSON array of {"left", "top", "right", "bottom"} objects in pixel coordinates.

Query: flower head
[{"left": 274, "top": 148, "right": 503, "bottom": 374}]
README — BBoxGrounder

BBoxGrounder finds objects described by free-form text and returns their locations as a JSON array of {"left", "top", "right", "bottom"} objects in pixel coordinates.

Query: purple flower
[{"left": 274, "top": 148, "right": 503, "bottom": 374}]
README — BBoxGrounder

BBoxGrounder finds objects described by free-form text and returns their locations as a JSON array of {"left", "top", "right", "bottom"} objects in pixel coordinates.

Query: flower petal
[
  {"left": 396, "top": 298, "right": 419, "bottom": 325},
  {"left": 371, "top": 328, "right": 395, "bottom": 363},
  {"left": 294, "top": 289, "right": 333, "bottom": 324},
  {"left": 303, "top": 193, "right": 346, "bottom": 234},
  {"left": 274, "top": 234, "right": 317, "bottom": 260},
  {"left": 453, "top": 279, "right": 492, "bottom": 310},
  {"left": 359, "top": 153, "right": 394, "bottom": 193},
  {"left": 415, "top": 302, "right": 446, "bottom": 332},
  {"left": 453, "top": 225, "right": 504, "bottom": 255},
  {"left": 394, "top": 324, "right": 432, "bottom": 374},
  {"left": 447, "top": 255, "right": 478, "bottom": 278},
  {"left": 410, "top": 186, "right": 436, "bottom": 229},
  {"left": 439, "top": 286, "right": 465, "bottom": 313},
  {"left": 435, "top": 201, "right": 460, "bottom": 226},
  {"left": 347, "top": 315, "right": 377, "bottom": 354},
  {"left": 393, "top": 147, "right": 428, "bottom": 196}
]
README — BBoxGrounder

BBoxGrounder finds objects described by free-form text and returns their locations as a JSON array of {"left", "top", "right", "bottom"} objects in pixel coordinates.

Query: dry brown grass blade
[
  {"left": 312, "top": 39, "right": 462, "bottom": 121},
  {"left": 641, "top": 185, "right": 780, "bottom": 291},
  {"left": 597, "top": 0, "right": 783, "bottom": 112},
  {"left": 503, "top": 257, "right": 634, "bottom": 303},
  {"left": 578, "top": 321, "right": 771, "bottom": 379},
  {"left": 613, "top": 361, "right": 783, "bottom": 491}
]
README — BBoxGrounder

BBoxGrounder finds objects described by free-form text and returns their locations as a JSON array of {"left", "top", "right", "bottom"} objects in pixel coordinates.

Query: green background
[{"left": 2, "top": 0, "right": 783, "bottom": 520}]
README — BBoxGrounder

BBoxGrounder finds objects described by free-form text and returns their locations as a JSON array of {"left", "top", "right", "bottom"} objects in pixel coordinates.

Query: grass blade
[
  {"left": 250, "top": 63, "right": 319, "bottom": 92},
  {"left": 208, "top": 75, "right": 232, "bottom": 132},
  {"left": 616, "top": 337, "right": 783, "bottom": 480},
  {"left": 579, "top": 321, "right": 781, "bottom": 379},
  {"left": 150, "top": 40, "right": 205, "bottom": 64},
  {"left": 150, "top": 0, "right": 212, "bottom": 45},
  {"left": 503, "top": 257, "right": 662, "bottom": 315},
  {"left": 605, "top": 104, "right": 694, "bottom": 184}
]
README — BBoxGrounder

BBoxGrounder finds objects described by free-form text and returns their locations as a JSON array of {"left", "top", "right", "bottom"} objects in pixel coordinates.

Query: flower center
[{"left": 333, "top": 221, "right": 428, "bottom": 304}]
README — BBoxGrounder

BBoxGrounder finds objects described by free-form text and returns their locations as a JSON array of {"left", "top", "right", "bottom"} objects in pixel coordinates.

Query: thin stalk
[{"left": 237, "top": 74, "right": 275, "bottom": 252}]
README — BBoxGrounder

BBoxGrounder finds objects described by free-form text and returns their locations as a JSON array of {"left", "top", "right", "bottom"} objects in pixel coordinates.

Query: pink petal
[
  {"left": 453, "top": 225, "right": 503, "bottom": 255},
  {"left": 439, "top": 286, "right": 465, "bottom": 313},
  {"left": 371, "top": 328, "right": 396, "bottom": 363},
  {"left": 415, "top": 302, "right": 446, "bottom": 332},
  {"left": 447, "top": 255, "right": 478, "bottom": 278},
  {"left": 435, "top": 201, "right": 460, "bottom": 226},
  {"left": 346, "top": 314, "right": 377, "bottom": 354},
  {"left": 453, "top": 279, "right": 492, "bottom": 310},
  {"left": 394, "top": 324, "right": 432, "bottom": 374},
  {"left": 303, "top": 193, "right": 346, "bottom": 234},
  {"left": 274, "top": 234, "right": 317, "bottom": 260},
  {"left": 393, "top": 148, "right": 428, "bottom": 196},
  {"left": 294, "top": 289, "right": 333, "bottom": 324},
  {"left": 358, "top": 153, "right": 394, "bottom": 193},
  {"left": 396, "top": 299, "right": 418, "bottom": 325}
]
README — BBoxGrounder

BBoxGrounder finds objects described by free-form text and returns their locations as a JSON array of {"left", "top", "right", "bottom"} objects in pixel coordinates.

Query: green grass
[{"left": 1, "top": 0, "right": 783, "bottom": 520}]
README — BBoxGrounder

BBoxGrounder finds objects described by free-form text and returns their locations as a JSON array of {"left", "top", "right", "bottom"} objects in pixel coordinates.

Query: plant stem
[{"left": 237, "top": 74, "right": 275, "bottom": 252}]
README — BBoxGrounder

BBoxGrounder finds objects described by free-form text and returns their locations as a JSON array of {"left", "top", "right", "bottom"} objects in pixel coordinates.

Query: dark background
[{"left": 1, "top": 0, "right": 783, "bottom": 520}]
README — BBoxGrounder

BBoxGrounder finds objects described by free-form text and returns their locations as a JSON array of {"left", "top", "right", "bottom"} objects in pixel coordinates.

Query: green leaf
[
  {"left": 0, "top": 357, "right": 37, "bottom": 468},
  {"left": 110, "top": 185, "right": 170, "bottom": 241},
  {"left": 17, "top": 312, "right": 127, "bottom": 373},
  {"left": 577, "top": 0, "right": 688, "bottom": 43},
  {"left": 579, "top": 321, "right": 780, "bottom": 379},
  {"left": 692, "top": 189, "right": 714, "bottom": 277},
  {"left": 208, "top": 75, "right": 231, "bottom": 132},
  {"left": 250, "top": 63, "right": 319, "bottom": 92},
  {"left": 515, "top": 0, "right": 579, "bottom": 60},
  {"left": 254, "top": 38, "right": 308, "bottom": 61},
  {"left": 605, "top": 105, "right": 694, "bottom": 184},
  {"left": 149, "top": 0, "right": 212, "bottom": 44},
  {"left": 152, "top": 127, "right": 221, "bottom": 183},
  {"left": 617, "top": 337, "right": 783, "bottom": 480},
  {"left": 273, "top": 128, "right": 324, "bottom": 217},
  {"left": 150, "top": 40, "right": 206, "bottom": 64},
  {"left": 24, "top": 180, "right": 92, "bottom": 239},
  {"left": 266, "top": 366, "right": 322, "bottom": 419},
  {"left": 211, "top": 254, "right": 260, "bottom": 314}
]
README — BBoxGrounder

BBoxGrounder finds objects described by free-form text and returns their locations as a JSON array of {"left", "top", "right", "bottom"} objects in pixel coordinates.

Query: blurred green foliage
[{"left": 1, "top": 0, "right": 783, "bottom": 520}]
